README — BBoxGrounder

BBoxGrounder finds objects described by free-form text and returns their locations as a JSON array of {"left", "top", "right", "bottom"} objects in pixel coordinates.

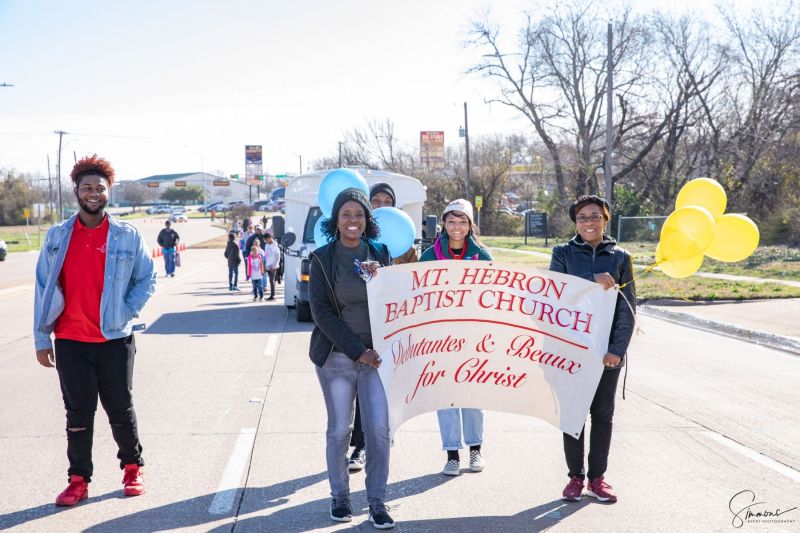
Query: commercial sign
[
  {"left": 147, "top": 182, "right": 159, "bottom": 188},
  {"left": 420, "top": 131, "right": 445, "bottom": 169},
  {"left": 245, "top": 145, "right": 263, "bottom": 185},
  {"left": 174, "top": 180, "right": 187, "bottom": 187},
  {"left": 212, "top": 180, "right": 230, "bottom": 187},
  {"left": 368, "top": 262, "right": 616, "bottom": 438}
]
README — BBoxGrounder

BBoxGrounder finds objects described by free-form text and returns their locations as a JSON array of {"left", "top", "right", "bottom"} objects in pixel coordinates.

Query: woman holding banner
[
  {"left": 308, "top": 188, "right": 396, "bottom": 529},
  {"left": 419, "top": 198, "right": 492, "bottom": 477},
  {"left": 550, "top": 195, "right": 635, "bottom": 504}
]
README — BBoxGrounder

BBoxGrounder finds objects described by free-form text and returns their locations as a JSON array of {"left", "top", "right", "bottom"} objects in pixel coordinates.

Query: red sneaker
[
  {"left": 122, "top": 464, "right": 145, "bottom": 496},
  {"left": 586, "top": 476, "right": 617, "bottom": 502},
  {"left": 55, "top": 475, "right": 89, "bottom": 506},
  {"left": 561, "top": 476, "right": 584, "bottom": 501}
]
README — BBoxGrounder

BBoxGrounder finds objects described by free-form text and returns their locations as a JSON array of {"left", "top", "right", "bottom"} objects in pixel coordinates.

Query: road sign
[
  {"left": 525, "top": 211, "right": 548, "bottom": 245},
  {"left": 23, "top": 208, "right": 30, "bottom": 218},
  {"left": 475, "top": 196, "right": 483, "bottom": 209},
  {"left": 275, "top": 174, "right": 287, "bottom": 179}
]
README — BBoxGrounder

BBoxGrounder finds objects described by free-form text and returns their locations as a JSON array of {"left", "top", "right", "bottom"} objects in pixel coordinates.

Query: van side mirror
[{"left": 280, "top": 232, "right": 296, "bottom": 248}]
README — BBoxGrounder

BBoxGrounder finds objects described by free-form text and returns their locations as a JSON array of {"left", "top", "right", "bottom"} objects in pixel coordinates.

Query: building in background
[{"left": 113, "top": 172, "right": 258, "bottom": 207}]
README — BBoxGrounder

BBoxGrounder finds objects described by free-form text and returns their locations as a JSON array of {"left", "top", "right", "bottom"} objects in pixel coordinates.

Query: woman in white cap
[{"left": 419, "top": 198, "right": 492, "bottom": 476}]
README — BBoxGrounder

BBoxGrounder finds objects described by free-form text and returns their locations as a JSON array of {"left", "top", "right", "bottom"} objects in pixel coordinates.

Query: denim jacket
[{"left": 33, "top": 213, "right": 157, "bottom": 351}]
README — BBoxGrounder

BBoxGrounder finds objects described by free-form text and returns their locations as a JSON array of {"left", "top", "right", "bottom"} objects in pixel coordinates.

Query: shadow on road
[
  {"left": 0, "top": 490, "right": 126, "bottom": 530},
  {"left": 143, "top": 305, "right": 287, "bottom": 335}
]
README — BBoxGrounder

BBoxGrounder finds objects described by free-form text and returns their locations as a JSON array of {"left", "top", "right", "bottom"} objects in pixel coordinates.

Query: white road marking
[
  {"left": 264, "top": 334, "right": 279, "bottom": 357},
  {"left": 156, "top": 265, "right": 213, "bottom": 289},
  {"left": 0, "top": 284, "right": 34, "bottom": 299},
  {"left": 704, "top": 431, "right": 800, "bottom": 483},
  {"left": 208, "top": 427, "right": 258, "bottom": 515},
  {"left": 534, "top": 503, "right": 566, "bottom": 520}
]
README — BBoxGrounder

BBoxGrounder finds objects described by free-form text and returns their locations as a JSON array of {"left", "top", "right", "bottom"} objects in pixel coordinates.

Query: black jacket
[
  {"left": 308, "top": 239, "right": 392, "bottom": 367},
  {"left": 224, "top": 240, "right": 241, "bottom": 267},
  {"left": 550, "top": 235, "right": 635, "bottom": 361},
  {"left": 157, "top": 228, "right": 179, "bottom": 248}
]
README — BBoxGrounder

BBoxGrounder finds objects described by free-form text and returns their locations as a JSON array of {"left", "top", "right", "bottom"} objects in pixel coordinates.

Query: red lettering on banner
[
  {"left": 411, "top": 268, "right": 448, "bottom": 290},
  {"left": 454, "top": 358, "right": 528, "bottom": 388},
  {"left": 406, "top": 360, "right": 447, "bottom": 403},
  {"left": 506, "top": 335, "right": 583, "bottom": 374},
  {"left": 392, "top": 334, "right": 467, "bottom": 368},
  {"left": 385, "top": 289, "right": 472, "bottom": 323}
]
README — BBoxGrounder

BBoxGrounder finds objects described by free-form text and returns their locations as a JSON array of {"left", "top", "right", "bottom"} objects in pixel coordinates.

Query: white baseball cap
[{"left": 442, "top": 198, "right": 474, "bottom": 224}]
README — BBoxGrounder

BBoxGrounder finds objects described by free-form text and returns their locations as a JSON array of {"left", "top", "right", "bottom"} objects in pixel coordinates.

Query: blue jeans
[
  {"left": 316, "top": 351, "right": 390, "bottom": 506},
  {"left": 228, "top": 265, "right": 239, "bottom": 288},
  {"left": 251, "top": 278, "right": 263, "bottom": 299},
  {"left": 163, "top": 249, "right": 175, "bottom": 275},
  {"left": 438, "top": 408, "right": 484, "bottom": 450}
]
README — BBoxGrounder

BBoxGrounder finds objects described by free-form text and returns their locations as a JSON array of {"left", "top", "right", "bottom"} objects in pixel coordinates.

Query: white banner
[{"left": 367, "top": 261, "right": 617, "bottom": 438}]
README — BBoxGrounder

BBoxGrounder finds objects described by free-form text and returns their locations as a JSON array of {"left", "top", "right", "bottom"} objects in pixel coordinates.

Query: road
[{"left": 1, "top": 228, "right": 798, "bottom": 531}]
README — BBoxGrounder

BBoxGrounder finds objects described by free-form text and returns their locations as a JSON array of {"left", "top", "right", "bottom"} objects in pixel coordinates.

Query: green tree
[
  {"left": 160, "top": 185, "right": 204, "bottom": 204},
  {"left": 0, "top": 173, "right": 36, "bottom": 225}
]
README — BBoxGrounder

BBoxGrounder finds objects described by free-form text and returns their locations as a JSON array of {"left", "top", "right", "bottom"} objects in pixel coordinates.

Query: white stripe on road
[
  {"left": 208, "top": 427, "right": 258, "bottom": 515},
  {"left": 263, "top": 334, "right": 279, "bottom": 357},
  {"left": 0, "top": 284, "right": 34, "bottom": 299},
  {"left": 157, "top": 265, "right": 213, "bottom": 289},
  {"left": 704, "top": 432, "right": 800, "bottom": 483},
  {"left": 534, "top": 503, "right": 566, "bottom": 520}
]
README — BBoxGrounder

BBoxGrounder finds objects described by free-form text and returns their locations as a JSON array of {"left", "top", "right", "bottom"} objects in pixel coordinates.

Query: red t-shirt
[{"left": 55, "top": 216, "right": 109, "bottom": 342}]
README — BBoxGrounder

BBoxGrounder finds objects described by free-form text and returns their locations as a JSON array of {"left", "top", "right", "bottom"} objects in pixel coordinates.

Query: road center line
[
  {"left": 208, "top": 427, "right": 258, "bottom": 515},
  {"left": 264, "top": 334, "right": 279, "bottom": 357},
  {"left": 703, "top": 431, "right": 800, "bottom": 484},
  {"left": 0, "top": 284, "right": 34, "bottom": 300}
]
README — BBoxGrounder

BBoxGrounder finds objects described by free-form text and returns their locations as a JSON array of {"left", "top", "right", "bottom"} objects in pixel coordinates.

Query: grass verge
[{"left": 488, "top": 249, "right": 800, "bottom": 301}]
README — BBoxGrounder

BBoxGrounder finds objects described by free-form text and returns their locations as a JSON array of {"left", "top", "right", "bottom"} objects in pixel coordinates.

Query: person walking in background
[
  {"left": 224, "top": 232, "right": 241, "bottom": 291},
  {"left": 156, "top": 220, "right": 179, "bottom": 277},
  {"left": 246, "top": 244, "right": 266, "bottom": 301},
  {"left": 263, "top": 232, "right": 280, "bottom": 301},
  {"left": 309, "top": 188, "right": 395, "bottom": 529},
  {"left": 346, "top": 183, "right": 420, "bottom": 473},
  {"left": 551, "top": 195, "right": 635, "bottom": 504},
  {"left": 33, "top": 154, "right": 156, "bottom": 506},
  {"left": 419, "top": 199, "right": 492, "bottom": 477}
]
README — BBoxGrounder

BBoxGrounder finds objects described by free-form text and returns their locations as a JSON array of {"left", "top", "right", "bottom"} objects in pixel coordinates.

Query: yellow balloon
[
  {"left": 656, "top": 243, "right": 704, "bottom": 278},
  {"left": 658, "top": 205, "right": 716, "bottom": 261},
  {"left": 704, "top": 213, "right": 760, "bottom": 262},
  {"left": 676, "top": 177, "right": 727, "bottom": 218}
]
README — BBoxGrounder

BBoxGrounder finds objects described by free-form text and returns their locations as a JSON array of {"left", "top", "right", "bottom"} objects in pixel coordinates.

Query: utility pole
[
  {"left": 299, "top": 155, "right": 303, "bottom": 175},
  {"left": 604, "top": 22, "right": 614, "bottom": 204},
  {"left": 338, "top": 142, "right": 343, "bottom": 167},
  {"left": 46, "top": 155, "right": 54, "bottom": 223},
  {"left": 54, "top": 130, "right": 68, "bottom": 222},
  {"left": 463, "top": 102, "right": 471, "bottom": 201}
]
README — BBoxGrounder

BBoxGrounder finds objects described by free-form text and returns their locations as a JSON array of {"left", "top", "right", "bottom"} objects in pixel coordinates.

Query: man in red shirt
[{"left": 34, "top": 155, "right": 156, "bottom": 506}]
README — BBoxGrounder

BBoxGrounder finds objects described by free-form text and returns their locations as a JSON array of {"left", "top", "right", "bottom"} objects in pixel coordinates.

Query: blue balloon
[
  {"left": 318, "top": 168, "right": 369, "bottom": 217},
  {"left": 313, "top": 216, "right": 331, "bottom": 248},
  {"left": 373, "top": 207, "right": 415, "bottom": 258}
]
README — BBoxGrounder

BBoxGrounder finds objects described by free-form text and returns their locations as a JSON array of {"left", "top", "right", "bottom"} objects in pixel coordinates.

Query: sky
[{"left": 0, "top": 0, "right": 754, "bottom": 182}]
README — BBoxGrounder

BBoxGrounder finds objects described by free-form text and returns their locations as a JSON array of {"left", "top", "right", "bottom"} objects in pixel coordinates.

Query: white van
[{"left": 281, "top": 169, "right": 428, "bottom": 321}]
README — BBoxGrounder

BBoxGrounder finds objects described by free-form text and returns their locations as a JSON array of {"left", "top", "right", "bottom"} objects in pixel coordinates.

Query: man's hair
[
  {"left": 70, "top": 154, "right": 116, "bottom": 187},
  {"left": 264, "top": 232, "right": 272, "bottom": 239}
]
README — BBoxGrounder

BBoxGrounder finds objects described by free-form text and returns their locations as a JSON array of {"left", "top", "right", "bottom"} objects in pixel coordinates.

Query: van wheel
[{"left": 296, "top": 301, "right": 312, "bottom": 322}]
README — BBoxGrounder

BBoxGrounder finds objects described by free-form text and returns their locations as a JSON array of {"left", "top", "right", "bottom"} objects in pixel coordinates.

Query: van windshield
[{"left": 303, "top": 207, "right": 323, "bottom": 244}]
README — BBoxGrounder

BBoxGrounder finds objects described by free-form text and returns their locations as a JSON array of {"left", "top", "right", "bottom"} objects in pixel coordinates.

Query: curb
[{"left": 639, "top": 305, "right": 800, "bottom": 356}]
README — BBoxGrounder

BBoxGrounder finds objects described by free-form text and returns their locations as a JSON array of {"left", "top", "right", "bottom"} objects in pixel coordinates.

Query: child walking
[
  {"left": 246, "top": 244, "right": 266, "bottom": 301},
  {"left": 224, "top": 232, "right": 241, "bottom": 291}
]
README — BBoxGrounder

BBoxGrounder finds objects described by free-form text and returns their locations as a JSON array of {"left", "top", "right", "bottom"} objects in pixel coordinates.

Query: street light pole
[
  {"left": 54, "top": 130, "right": 68, "bottom": 222},
  {"left": 604, "top": 21, "right": 614, "bottom": 203},
  {"left": 464, "top": 102, "right": 471, "bottom": 201}
]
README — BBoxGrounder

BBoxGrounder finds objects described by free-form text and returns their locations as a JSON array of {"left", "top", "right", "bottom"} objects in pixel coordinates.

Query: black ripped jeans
[
  {"left": 563, "top": 367, "right": 621, "bottom": 480},
  {"left": 54, "top": 335, "right": 144, "bottom": 482}
]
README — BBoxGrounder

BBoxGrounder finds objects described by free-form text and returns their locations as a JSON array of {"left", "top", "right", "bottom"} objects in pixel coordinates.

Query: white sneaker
[
  {"left": 442, "top": 459, "right": 461, "bottom": 476},
  {"left": 469, "top": 449, "right": 485, "bottom": 472}
]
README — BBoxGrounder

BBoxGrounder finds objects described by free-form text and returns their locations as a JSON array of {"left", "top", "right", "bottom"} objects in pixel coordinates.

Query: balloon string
[{"left": 616, "top": 285, "right": 644, "bottom": 337}]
